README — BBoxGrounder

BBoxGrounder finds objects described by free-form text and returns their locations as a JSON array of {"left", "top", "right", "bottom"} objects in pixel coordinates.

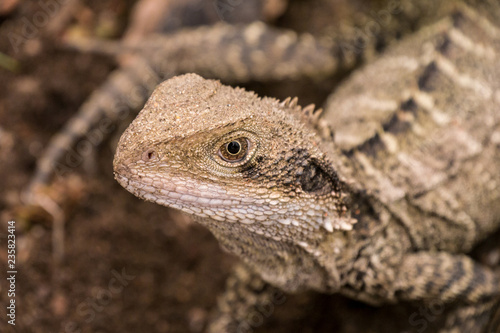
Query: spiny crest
[
  {"left": 279, "top": 96, "right": 334, "bottom": 140},
  {"left": 234, "top": 86, "right": 259, "bottom": 99},
  {"left": 279, "top": 96, "right": 323, "bottom": 124}
]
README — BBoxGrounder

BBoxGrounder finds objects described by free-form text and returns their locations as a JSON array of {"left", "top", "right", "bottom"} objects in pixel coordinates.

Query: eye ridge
[{"left": 218, "top": 137, "right": 249, "bottom": 163}]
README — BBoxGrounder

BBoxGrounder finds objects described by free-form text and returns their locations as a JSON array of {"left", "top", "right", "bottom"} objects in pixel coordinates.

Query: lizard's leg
[
  {"left": 439, "top": 298, "right": 500, "bottom": 333},
  {"left": 395, "top": 252, "right": 500, "bottom": 332},
  {"left": 207, "top": 264, "right": 286, "bottom": 333}
]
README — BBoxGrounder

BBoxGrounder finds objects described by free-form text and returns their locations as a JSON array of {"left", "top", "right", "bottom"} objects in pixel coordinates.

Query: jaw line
[{"left": 115, "top": 173, "right": 253, "bottom": 210}]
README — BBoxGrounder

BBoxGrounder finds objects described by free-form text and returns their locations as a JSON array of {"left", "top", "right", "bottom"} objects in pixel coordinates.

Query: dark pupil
[{"left": 227, "top": 141, "right": 241, "bottom": 155}]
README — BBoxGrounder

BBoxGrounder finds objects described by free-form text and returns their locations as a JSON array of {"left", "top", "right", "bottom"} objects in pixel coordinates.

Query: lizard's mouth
[
  {"left": 114, "top": 170, "right": 267, "bottom": 224},
  {"left": 114, "top": 162, "right": 252, "bottom": 218}
]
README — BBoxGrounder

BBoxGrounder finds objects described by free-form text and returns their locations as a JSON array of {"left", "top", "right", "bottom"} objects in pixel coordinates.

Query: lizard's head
[{"left": 114, "top": 74, "right": 355, "bottom": 243}]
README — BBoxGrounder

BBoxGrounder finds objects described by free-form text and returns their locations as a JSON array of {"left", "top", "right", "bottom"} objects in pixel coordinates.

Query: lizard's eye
[
  {"left": 218, "top": 138, "right": 249, "bottom": 163},
  {"left": 211, "top": 131, "right": 258, "bottom": 170}
]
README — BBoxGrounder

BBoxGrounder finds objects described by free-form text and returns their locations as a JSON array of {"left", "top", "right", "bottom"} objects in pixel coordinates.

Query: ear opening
[{"left": 300, "top": 157, "right": 341, "bottom": 195}]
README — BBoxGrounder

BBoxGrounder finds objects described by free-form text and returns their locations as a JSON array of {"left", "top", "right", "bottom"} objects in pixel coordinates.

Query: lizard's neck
[
  {"left": 191, "top": 183, "right": 379, "bottom": 293},
  {"left": 196, "top": 215, "right": 332, "bottom": 292}
]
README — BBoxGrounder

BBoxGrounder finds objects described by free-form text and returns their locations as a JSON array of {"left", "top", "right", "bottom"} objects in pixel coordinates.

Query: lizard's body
[
  {"left": 327, "top": 7, "right": 500, "bottom": 252},
  {"left": 114, "top": 3, "right": 500, "bottom": 332},
  {"left": 322, "top": 4, "right": 500, "bottom": 309}
]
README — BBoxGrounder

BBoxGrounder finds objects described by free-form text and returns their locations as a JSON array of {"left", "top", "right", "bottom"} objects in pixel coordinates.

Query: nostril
[{"left": 141, "top": 148, "right": 157, "bottom": 162}]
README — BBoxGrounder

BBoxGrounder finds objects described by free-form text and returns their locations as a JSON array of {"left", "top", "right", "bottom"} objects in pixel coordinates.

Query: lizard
[
  {"left": 113, "top": 2, "right": 500, "bottom": 332},
  {"left": 23, "top": 0, "right": 475, "bottom": 269}
]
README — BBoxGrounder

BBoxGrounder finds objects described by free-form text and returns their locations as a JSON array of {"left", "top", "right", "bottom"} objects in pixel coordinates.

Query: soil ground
[{"left": 0, "top": 1, "right": 499, "bottom": 332}]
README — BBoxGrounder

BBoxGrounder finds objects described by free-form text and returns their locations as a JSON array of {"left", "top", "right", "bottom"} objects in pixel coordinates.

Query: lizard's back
[{"left": 324, "top": 4, "right": 500, "bottom": 252}]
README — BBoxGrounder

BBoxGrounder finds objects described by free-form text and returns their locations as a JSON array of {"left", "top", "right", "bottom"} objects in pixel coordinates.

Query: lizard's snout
[
  {"left": 113, "top": 148, "right": 134, "bottom": 178},
  {"left": 113, "top": 162, "right": 130, "bottom": 176},
  {"left": 113, "top": 161, "right": 133, "bottom": 184}
]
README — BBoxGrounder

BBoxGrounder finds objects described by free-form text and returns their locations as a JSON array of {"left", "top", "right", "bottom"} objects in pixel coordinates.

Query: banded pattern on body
[{"left": 325, "top": 4, "right": 500, "bottom": 252}]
